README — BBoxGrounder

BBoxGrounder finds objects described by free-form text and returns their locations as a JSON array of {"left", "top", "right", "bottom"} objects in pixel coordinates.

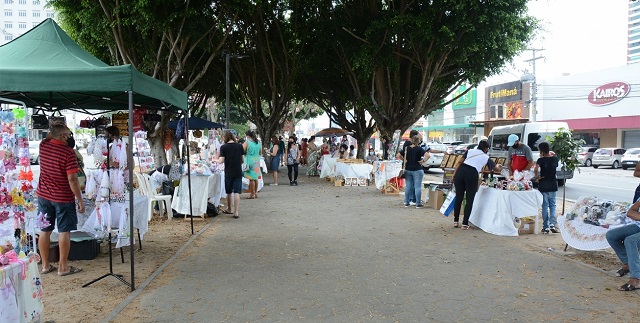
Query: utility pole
[{"left": 523, "top": 48, "right": 544, "bottom": 122}]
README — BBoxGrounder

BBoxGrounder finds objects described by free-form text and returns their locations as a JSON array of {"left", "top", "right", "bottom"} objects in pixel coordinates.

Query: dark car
[{"left": 453, "top": 143, "right": 477, "bottom": 155}]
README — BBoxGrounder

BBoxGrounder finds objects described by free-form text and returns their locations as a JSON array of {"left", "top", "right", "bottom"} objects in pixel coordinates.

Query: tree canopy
[{"left": 49, "top": 0, "right": 537, "bottom": 159}]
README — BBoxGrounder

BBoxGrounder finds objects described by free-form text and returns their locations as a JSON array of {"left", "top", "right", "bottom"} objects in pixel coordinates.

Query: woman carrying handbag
[{"left": 451, "top": 140, "right": 502, "bottom": 229}]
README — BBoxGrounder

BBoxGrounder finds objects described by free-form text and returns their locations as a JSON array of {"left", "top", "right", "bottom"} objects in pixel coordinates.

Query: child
[{"left": 534, "top": 142, "right": 559, "bottom": 234}]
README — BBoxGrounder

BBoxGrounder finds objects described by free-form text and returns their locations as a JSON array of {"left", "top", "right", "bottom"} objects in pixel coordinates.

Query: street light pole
[
  {"left": 523, "top": 48, "right": 544, "bottom": 122},
  {"left": 225, "top": 53, "right": 231, "bottom": 129},
  {"left": 224, "top": 52, "right": 248, "bottom": 129}
]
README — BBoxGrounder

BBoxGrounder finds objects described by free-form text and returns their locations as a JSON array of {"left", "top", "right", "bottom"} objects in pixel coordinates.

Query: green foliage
[{"left": 548, "top": 128, "right": 585, "bottom": 173}]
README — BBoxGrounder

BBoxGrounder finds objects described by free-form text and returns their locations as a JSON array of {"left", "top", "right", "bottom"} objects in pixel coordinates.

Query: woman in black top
[{"left": 400, "top": 135, "right": 430, "bottom": 208}]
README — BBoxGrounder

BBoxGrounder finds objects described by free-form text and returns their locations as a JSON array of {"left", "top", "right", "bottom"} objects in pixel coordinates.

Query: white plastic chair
[{"left": 135, "top": 173, "right": 173, "bottom": 221}]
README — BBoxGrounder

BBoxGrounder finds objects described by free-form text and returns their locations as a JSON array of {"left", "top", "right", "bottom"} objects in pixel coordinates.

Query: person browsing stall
[
  {"left": 37, "top": 124, "right": 85, "bottom": 276},
  {"left": 365, "top": 147, "right": 379, "bottom": 164},
  {"left": 399, "top": 135, "right": 430, "bottom": 209},
  {"left": 451, "top": 140, "right": 502, "bottom": 230},
  {"left": 605, "top": 200, "right": 640, "bottom": 292},
  {"left": 534, "top": 142, "right": 559, "bottom": 234},
  {"left": 264, "top": 136, "right": 282, "bottom": 185},
  {"left": 506, "top": 134, "right": 534, "bottom": 174},
  {"left": 217, "top": 131, "right": 244, "bottom": 218},
  {"left": 242, "top": 130, "right": 261, "bottom": 199}
]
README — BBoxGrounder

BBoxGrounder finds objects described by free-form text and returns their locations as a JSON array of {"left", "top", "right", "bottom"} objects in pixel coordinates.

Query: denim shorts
[
  {"left": 38, "top": 196, "right": 77, "bottom": 232},
  {"left": 225, "top": 176, "right": 243, "bottom": 194}
]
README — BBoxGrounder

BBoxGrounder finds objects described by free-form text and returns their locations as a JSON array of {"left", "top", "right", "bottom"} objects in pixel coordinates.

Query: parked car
[
  {"left": 592, "top": 147, "right": 626, "bottom": 169},
  {"left": 442, "top": 141, "right": 463, "bottom": 154},
  {"left": 29, "top": 141, "right": 40, "bottom": 165},
  {"left": 453, "top": 143, "right": 477, "bottom": 155},
  {"left": 421, "top": 143, "right": 448, "bottom": 170},
  {"left": 621, "top": 148, "right": 640, "bottom": 170},
  {"left": 577, "top": 146, "right": 598, "bottom": 167}
]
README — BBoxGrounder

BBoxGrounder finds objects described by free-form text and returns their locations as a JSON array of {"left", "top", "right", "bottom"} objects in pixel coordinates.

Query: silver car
[
  {"left": 29, "top": 141, "right": 40, "bottom": 164},
  {"left": 592, "top": 147, "right": 626, "bottom": 169},
  {"left": 577, "top": 146, "right": 597, "bottom": 167}
]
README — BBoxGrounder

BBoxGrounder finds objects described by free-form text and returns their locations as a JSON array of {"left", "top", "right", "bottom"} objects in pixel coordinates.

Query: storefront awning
[
  {"left": 412, "top": 123, "right": 484, "bottom": 131},
  {"left": 555, "top": 116, "right": 640, "bottom": 130}
]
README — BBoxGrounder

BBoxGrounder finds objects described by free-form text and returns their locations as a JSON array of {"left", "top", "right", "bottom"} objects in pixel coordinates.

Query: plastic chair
[{"left": 135, "top": 173, "right": 173, "bottom": 221}]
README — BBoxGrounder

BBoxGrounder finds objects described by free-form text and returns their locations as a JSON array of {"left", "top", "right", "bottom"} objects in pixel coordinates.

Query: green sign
[{"left": 452, "top": 85, "right": 476, "bottom": 110}]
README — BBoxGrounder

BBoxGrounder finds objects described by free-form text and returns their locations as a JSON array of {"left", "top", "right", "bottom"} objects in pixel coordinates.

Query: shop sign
[
  {"left": 486, "top": 81, "right": 522, "bottom": 105},
  {"left": 588, "top": 82, "right": 630, "bottom": 106},
  {"left": 452, "top": 85, "right": 477, "bottom": 110}
]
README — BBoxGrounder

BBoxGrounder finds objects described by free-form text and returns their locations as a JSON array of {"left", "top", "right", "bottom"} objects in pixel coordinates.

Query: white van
[{"left": 488, "top": 122, "right": 573, "bottom": 186}]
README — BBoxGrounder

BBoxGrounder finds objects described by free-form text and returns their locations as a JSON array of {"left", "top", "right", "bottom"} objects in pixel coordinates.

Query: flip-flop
[
  {"left": 58, "top": 266, "right": 82, "bottom": 276},
  {"left": 41, "top": 265, "right": 56, "bottom": 274},
  {"left": 618, "top": 283, "right": 639, "bottom": 291},
  {"left": 221, "top": 209, "right": 233, "bottom": 215},
  {"left": 233, "top": 215, "right": 239, "bottom": 219},
  {"left": 616, "top": 267, "right": 630, "bottom": 277}
]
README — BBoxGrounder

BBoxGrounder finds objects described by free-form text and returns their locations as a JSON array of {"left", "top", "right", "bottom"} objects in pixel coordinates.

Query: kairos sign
[{"left": 588, "top": 82, "right": 630, "bottom": 106}]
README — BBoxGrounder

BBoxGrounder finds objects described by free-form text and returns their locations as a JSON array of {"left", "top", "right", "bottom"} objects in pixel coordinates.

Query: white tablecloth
[
  {"left": 319, "top": 156, "right": 338, "bottom": 178},
  {"left": 79, "top": 195, "right": 150, "bottom": 246},
  {"left": 0, "top": 257, "right": 43, "bottom": 323},
  {"left": 373, "top": 161, "right": 403, "bottom": 190},
  {"left": 469, "top": 186, "right": 542, "bottom": 236},
  {"left": 172, "top": 173, "right": 225, "bottom": 216},
  {"left": 334, "top": 162, "right": 373, "bottom": 180},
  {"left": 557, "top": 216, "right": 616, "bottom": 251}
]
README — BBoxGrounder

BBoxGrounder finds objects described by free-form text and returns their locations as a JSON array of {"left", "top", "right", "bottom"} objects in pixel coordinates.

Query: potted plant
[{"left": 548, "top": 128, "right": 585, "bottom": 214}]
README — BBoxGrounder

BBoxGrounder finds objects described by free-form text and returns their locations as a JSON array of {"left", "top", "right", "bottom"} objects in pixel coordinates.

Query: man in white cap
[{"left": 506, "top": 134, "right": 534, "bottom": 174}]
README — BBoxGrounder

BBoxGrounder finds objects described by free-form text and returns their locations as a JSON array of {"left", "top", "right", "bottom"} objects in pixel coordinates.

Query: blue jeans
[
  {"left": 404, "top": 169, "right": 424, "bottom": 206},
  {"left": 541, "top": 191, "right": 557, "bottom": 229},
  {"left": 606, "top": 224, "right": 640, "bottom": 279}
]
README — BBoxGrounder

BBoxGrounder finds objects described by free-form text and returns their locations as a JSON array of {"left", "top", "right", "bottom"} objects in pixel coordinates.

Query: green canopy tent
[{"left": 0, "top": 18, "right": 191, "bottom": 291}]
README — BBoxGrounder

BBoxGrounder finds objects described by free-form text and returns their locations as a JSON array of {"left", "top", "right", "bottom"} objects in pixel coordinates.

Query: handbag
[
  {"left": 399, "top": 147, "right": 407, "bottom": 178},
  {"left": 439, "top": 191, "right": 456, "bottom": 216},
  {"left": 241, "top": 162, "right": 249, "bottom": 172},
  {"left": 31, "top": 114, "right": 49, "bottom": 129}
]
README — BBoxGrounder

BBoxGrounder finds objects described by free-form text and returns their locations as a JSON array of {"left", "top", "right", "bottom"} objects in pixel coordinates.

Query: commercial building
[
  {"left": 629, "top": 0, "right": 640, "bottom": 64},
  {"left": 538, "top": 63, "right": 640, "bottom": 148},
  {"left": 1, "top": 0, "right": 53, "bottom": 45}
]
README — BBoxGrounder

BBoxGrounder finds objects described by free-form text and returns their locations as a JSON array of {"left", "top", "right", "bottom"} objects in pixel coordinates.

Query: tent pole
[
  {"left": 128, "top": 91, "right": 136, "bottom": 291},
  {"left": 185, "top": 111, "right": 195, "bottom": 234}
]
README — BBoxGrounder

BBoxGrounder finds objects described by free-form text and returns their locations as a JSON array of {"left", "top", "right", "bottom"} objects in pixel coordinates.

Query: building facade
[
  {"left": 629, "top": 0, "right": 640, "bottom": 64},
  {"left": 539, "top": 63, "right": 640, "bottom": 148},
  {"left": 1, "top": 0, "right": 53, "bottom": 45},
  {"left": 418, "top": 85, "right": 482, "bottom": 143}
]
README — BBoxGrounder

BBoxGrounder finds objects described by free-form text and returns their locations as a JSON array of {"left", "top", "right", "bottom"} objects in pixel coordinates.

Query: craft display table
[
  {"left": 0, "top": 255, "right": 43, "bottom": 323},
  {"left": 319, "top": 156, "right": 338, "bottom": 178},
  {"left": 334, "top": 162, "right": 373, "bottom": 180},
  {"left": 469, "top": 186, "right": 542, "bottom": 236},
  {"left": 172, "top": 173, "right": 225, "bottom": 218},
  {"left": 373, "top": 161, "right": 403, "bottom": 194}
]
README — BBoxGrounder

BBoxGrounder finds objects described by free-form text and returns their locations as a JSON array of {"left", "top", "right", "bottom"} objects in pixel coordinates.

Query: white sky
[{"left": 493, "top": 0, "right": 629, "bottom": 83}]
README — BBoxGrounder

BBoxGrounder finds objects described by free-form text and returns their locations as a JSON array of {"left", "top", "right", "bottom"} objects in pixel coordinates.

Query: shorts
[
  {"left": 270, "top": 154, "right": 281, "bottom": 172},
  {"left": 225, "top": 176, "right": 243, "bottom": 194},
  {"left": 38, "top": 196, "right": 78, "bottom": 232}
]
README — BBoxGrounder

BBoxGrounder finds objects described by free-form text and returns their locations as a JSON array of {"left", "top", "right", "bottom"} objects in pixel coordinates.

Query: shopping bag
[{"left": 439, "top": 192, "right": 456, "bottom": 216}]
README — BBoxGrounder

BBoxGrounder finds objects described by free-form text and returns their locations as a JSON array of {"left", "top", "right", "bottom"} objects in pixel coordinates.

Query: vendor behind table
[{"left": 451, "top": 140, "right": 502, "bottom": 230}]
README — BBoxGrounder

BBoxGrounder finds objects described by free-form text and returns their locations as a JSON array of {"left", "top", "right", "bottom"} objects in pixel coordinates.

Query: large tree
[
  {"left": 299, "top": 0, "right": 536, "bottom": 140},
  {"left": 49, "top": 0, "right": 232, "bottom": 164}
]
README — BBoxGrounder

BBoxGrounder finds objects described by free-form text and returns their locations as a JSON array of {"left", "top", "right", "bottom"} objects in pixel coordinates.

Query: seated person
[
  {"left": 348, "top": 145, "right": 356, "bottom": 159},
  {"left": 605, "top": 199, "right": 640, "bottom": 291},
  {"left": 332, "top": 144, "right": 349, "bottom": 159},
  {"left": 364, "top": 148, "right": 379, "bottom": 164}
]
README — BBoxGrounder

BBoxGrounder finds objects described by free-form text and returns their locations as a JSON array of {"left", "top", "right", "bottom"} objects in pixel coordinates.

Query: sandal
[
  {"left": 41, "top": 264, "right": 56, "bottom": 274},
  {"left": 618, "top": 283, "right": 639, "bottom": 291},
  {"left": 616, "top": 267, "right": 630, "bottom": 277},
  {"left": 461, "top": 225, "right": 470, "bottom": 230},
  {"left": 453, "top": 222, "right": 459, "bottom": 228},
  {"left": 221, "top": 209, "right": 233, "bottom": 215},
  {"left": 233, "top": 214, "right": 239, "bottom": 219},
  {"left": 58, "top": 266, "right": 82, "bottom": 276}
]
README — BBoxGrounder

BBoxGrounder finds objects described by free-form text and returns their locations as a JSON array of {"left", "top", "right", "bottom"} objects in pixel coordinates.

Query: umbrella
[
  {"left": 314, "top": 127, "right": 353, "bottom": 137},
  {"left": 167, "top": 116, "right": 224, "bottom": 130}
]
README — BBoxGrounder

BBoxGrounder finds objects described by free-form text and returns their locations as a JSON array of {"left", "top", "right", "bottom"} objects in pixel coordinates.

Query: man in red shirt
[
  {"left": 506, "top": 134, "right": 534, "bottom": 174},
  {"left": 37, "top": 124, "right": 85, "bottom": 276}
]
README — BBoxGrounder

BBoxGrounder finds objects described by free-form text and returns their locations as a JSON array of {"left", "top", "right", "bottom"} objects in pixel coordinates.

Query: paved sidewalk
[{"left": 112, "top": 175, "right": 638, "bottom": 322}]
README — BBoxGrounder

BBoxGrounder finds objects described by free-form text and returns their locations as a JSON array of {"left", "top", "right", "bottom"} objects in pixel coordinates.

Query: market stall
[
  {"left": 319, "top": 156, "right": 338, "bottom": 178},
  {"left": 372, "top": 160, "right": 403, "bottom": 193},
  {"left": 469, "top": 186, "right": 542, "bottom": 236},
  {"left": 0, "top": 253, "right": 43, "bottom": 322},
  {"left": 0, "top": 18, "right": 189, "bottom": 293},
  {"left": 334, "top": 161, "right": 373, "bottom": 180},
  {"left": 558, "top": 196, "right": 633, "bottom": 251}
]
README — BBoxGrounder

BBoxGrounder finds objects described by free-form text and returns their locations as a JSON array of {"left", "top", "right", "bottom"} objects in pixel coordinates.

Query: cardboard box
[
  {"left": 428, "top": 190, "right": 445, "bottom": 210},
  {"left": 518, "top": 220, "right": 535, "bottom": 235},
  {"left": 334, "top": 178, "right": 344, "bottom": 186}
]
